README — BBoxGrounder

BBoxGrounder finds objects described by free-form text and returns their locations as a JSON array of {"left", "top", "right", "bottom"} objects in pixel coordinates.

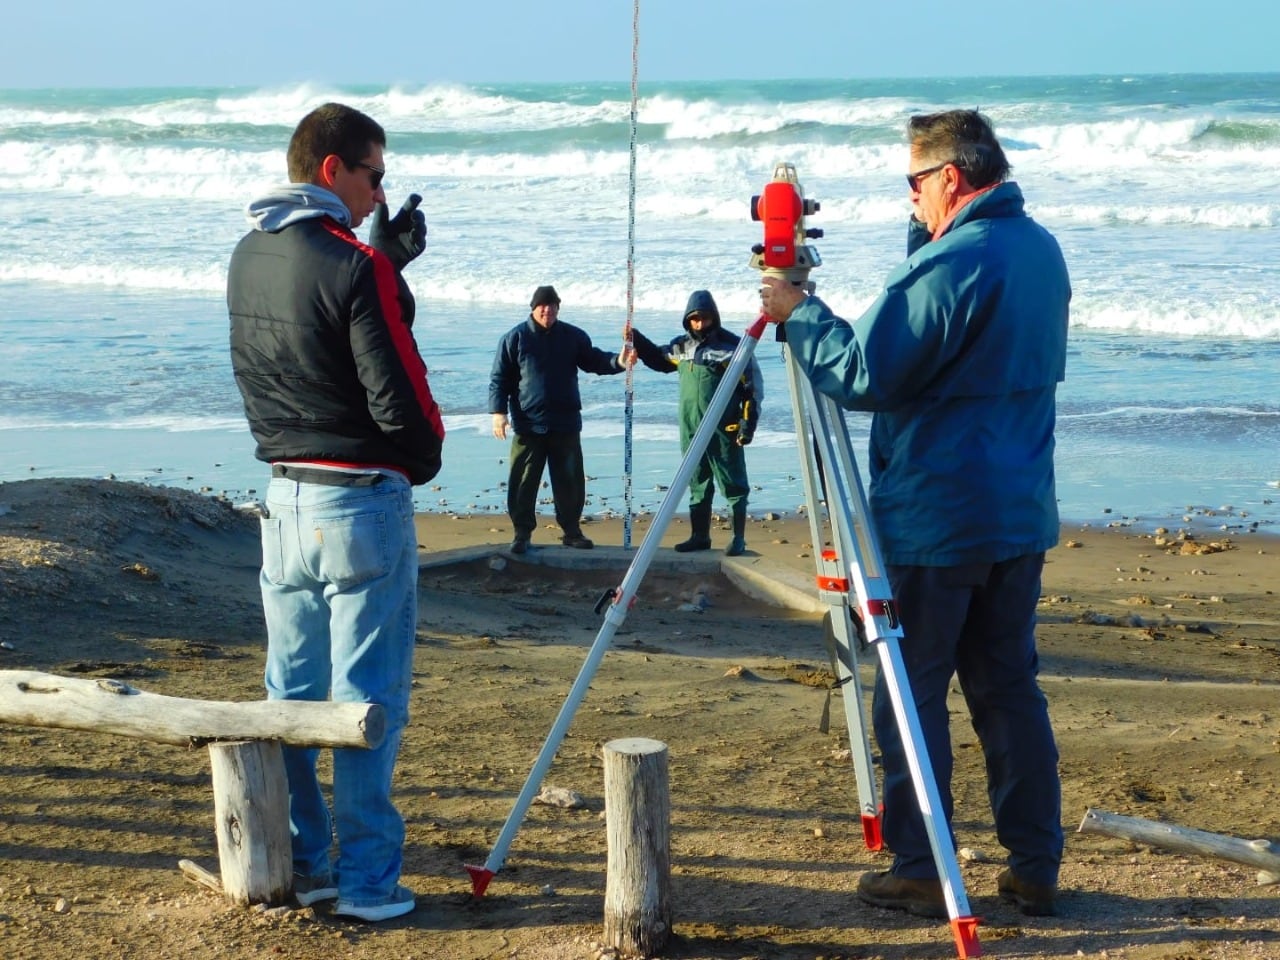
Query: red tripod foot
[
  {"left": 861, "top": 812, "right": 883, "bottom": 851},
  {"left": 464, "top": 864, "right": 494, "bottom": 899},
  {"left": 951, "top": 915, "right": 982, "bottom": 958}
]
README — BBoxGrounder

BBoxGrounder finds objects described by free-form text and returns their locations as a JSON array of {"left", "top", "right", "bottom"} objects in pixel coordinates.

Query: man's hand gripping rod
[{"left": 751, "top": 163, "right": 982, "bottom": 959}]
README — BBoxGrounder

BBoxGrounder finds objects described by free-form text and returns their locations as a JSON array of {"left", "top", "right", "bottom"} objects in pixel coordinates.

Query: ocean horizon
[{"left": 1, "top": 74, "right": 1278, "bottom": 536}]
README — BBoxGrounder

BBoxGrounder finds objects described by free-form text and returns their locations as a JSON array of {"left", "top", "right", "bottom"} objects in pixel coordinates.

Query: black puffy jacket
[{"left": 228, "top": 215, "right": 444, "bottom": 484}]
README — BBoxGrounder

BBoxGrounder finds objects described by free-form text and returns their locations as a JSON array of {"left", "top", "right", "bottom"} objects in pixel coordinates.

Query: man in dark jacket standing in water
[
  {"left": 489, "top": 285, "right": 630, "bottom": 553},
  {"left": 761, "top": 109, "right": 1068, "bottom": 920},
  {"left": 632, "top": 290, "right": 762, "bottom": 556},
  {"left": 228, "top": 102, "right": 443, "bottom": 923}
]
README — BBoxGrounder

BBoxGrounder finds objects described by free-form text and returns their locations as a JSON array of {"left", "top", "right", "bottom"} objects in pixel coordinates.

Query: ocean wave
[
  {"left": 8, "top": 253, "right": 1274, "bottom": 343},
  {"left": 1198, "top": 118, "right": 1280, "bottom": 147},
  {"left": 0, "top": 258, "right": 228, "bottom": 292},
  {"left": 2, "top": 77, "right": 1277, "bottom": 350},
  {"left": 23, "top": 83, "right": 628, "bottom": 135},
  {"left": 1061, "top": 405, "right": 1280, "bottom": 421},
  {"left": 6, "top": 147, "right": 1275, "bottom": 223},
  {"left": 1012, "top": 115, "right": 1213, "bottom": 156},
  {"left": 1036, "top": 201, "right": 1279, "bottom": 229},
  {"left": 0, "top": 260, "right": 226, "bottom": 293},
  {"left": 0, "top": 414, "right": 246, "bottom": 432},
  {"left": 643, "top": 93, "right": 910, "bottom": 141},
  {"left": 1070, "top": 299, "right": 1280, "bottom": 338},
  {"left": 0, "top": 139, "right": 274, "bottom": 201},
  {"left": 6, "top": 79, "right": 1278, "bottom": 153}
]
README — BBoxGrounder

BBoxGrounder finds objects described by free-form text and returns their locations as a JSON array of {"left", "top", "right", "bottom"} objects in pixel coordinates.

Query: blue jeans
[
  {"left": 260, "top": 474, "right": 417, "bottom": 905},
  {"left": 873, "top": 553, "right": 1063, "bottom": 887}
]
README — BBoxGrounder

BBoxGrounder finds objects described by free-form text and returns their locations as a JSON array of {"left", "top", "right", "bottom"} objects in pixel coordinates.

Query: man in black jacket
[
  {"left": 489, "top": 285, "right": 629, "bottom": 553},
  {"left": 227, "top": 102, "right": 442, "bottom": 923}
]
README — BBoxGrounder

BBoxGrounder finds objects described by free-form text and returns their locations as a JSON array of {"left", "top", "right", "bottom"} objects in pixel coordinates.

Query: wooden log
[
  {"left": 209, "top": 740, "right": 291, "bottom": 905},
  {"left": 603, "top": 737, "right": 671, "bottom": 957},
  {"left": 0, "top": 670, "right": 384, "bottom": 749},
  {"left": 1079, "top": 807, "right": 1280, "bottom": 882}
]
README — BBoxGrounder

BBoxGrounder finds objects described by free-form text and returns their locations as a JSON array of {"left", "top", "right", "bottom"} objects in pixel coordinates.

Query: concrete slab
[
  {"left": 721, "top": 555, "right": 824, "bottom": 615},
  {"left": 417, "top": 542, "right": 820, "bottom": 613}
]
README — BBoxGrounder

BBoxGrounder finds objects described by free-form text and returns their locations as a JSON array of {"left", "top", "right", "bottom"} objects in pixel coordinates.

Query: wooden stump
[
  {"left": 209, "top": 740, "right": 291, "bottom": 905},
  {"left": 603, "top": 737, "right": 671, "bottom": 956}
]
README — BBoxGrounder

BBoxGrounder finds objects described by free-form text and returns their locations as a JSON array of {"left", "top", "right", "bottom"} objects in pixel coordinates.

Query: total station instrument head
[{"left": 749, "top": 161, "right": 823, "bottom": 292}]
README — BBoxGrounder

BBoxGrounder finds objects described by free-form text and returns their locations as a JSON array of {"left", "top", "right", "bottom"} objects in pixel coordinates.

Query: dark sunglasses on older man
[{"left": 905, "top": 161, "right": 950, "bottom": 192}]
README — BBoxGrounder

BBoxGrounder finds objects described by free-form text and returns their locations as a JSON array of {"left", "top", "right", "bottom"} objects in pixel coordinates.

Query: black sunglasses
[
  {"left": 905, "top": 161, "right": 950, "bottom": 192},
  {"left": 354, "top": 161, "right": 384, "bottom": 191}
]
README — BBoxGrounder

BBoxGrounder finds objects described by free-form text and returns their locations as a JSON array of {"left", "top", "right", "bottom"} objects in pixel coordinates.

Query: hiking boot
[
  {"left": 509, "top": 537, "right": 529, "bottom": 555},
  {"left": 561, "top": 534, "right": 594, "bottom": 549},
  {"left": 332, "top": 884, "right": 417, "bottom": 922},
  {"left": 997, "top": 868, "right": 1058, "bottom": 916},
  {"left": 856, "top": 870, "right": 947, "bottom": 919},
  {"left": 293, "top": 872, "right": 338, "bottom": 907}
]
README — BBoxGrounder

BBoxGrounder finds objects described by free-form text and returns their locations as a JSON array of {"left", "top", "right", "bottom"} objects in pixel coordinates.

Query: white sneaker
[
  {"left": 293, "top": 873, "right": 338, "bottom": 907},
  {"left": 332, "top": 884, "right": 416, "bottom": 922}
]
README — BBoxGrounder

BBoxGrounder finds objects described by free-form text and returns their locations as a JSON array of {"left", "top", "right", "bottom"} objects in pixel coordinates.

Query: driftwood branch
[
  {"left": 1079, "top": 807, "right": 1280, "bottom": 883},
  {"left": 179, "top": 858, "right": 224, "bottom": 893},
  {"left": 0, "top": 670, "right": 384, "bottom": 749}
]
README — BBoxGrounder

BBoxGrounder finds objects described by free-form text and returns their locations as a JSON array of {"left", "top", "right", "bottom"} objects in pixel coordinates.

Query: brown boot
[
  {"left": 997, "top": 868, "right": 1058, "bottom": 916},
  {"left": 856, "top": 870, "right": 946, "bottom": 919}
]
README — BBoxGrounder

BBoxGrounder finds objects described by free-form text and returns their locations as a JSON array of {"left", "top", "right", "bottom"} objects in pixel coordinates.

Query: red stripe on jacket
[{"left": 324, "top": 220, "right": 446, "bottom": 441}]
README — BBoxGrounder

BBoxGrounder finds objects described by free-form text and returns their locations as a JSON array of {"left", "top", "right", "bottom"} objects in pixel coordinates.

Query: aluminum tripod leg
[
  {"left": 783, "top": 345, "right": 982, "bottom": 959},
  {"left": 465, "top": 316, "right": 772, "bottom": 898},
  {"left": 784, "top": 353, "right": 882, "bottom": 851}
]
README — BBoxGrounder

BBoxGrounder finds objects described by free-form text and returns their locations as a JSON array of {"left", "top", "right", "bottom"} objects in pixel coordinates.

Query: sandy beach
[{"left": 2, "top": 477, "right": 1279, "bottom": 960}]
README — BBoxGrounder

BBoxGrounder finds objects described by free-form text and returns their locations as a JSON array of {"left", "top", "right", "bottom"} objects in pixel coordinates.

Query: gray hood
[{"left": 245, "top": 183, "right": 351, "bottom": 233}]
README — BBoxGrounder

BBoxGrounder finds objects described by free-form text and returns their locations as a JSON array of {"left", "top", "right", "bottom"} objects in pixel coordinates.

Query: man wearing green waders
[{"left": 633, "top": 290, "right": 762, "bottom": 556}]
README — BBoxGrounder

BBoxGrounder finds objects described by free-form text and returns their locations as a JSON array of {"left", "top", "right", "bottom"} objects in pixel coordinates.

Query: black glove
[
  {"left": 631, "top": 329, "right": 674, "bottom": 373},
  {"left": 734, "top": 420, "right": 754, "bottom": 446},
  {"left": 369, "top": 193, "right": 426, "bottom": 271}
]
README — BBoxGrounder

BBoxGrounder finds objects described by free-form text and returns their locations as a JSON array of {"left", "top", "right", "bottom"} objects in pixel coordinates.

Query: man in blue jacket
[
  {"left": 761, "top": 110, "right": 1069, "bottom": 920},
  {"left": 490, "top": 286, "right": 630, "bottom": 553}
]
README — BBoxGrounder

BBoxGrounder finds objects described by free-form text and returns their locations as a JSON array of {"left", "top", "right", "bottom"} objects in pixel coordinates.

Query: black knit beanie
[{"left": 530, "top": 285, "right": 561, "bottom": 308}]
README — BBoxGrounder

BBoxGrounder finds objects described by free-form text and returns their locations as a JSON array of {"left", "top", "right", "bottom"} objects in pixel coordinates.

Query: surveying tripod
[{"left": 467, "top": 162, "right": 982, "bottom": 959}]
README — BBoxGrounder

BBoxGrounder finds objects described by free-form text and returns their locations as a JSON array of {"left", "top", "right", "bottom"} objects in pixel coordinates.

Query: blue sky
[{"left": 4, "top": 0, "right": 1277, "bottom": 88}]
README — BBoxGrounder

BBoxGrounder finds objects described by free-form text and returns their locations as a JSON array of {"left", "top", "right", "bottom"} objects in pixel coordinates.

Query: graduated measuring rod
[
  {"left": 465, "top": 311, "right": 771, "bottom": 899},
  {"left": 754, "top": 162, "right": 982, "bottom": 958}
]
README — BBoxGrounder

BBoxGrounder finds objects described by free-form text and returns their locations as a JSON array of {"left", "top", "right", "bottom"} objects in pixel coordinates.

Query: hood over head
[
  {"left": 245, "top": 183, "right": 351, "bottom": 233},
  {"left": 682, "top": 289, "right": 721, "bottom": 340}
]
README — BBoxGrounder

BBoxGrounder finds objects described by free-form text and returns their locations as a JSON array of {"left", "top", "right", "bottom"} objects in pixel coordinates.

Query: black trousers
[
  {"left": 873, "top": 552, "right": 1062, "bottom": 885},
  {"left": 507, "top": 431, "right": 585, "bottom": 539}
]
